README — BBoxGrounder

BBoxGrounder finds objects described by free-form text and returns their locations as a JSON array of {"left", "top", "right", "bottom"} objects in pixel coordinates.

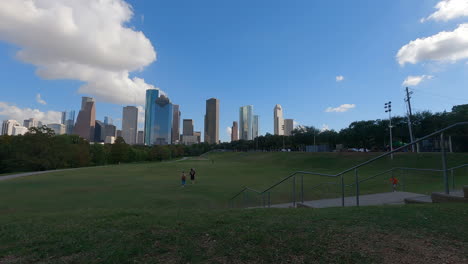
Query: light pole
[{"left": 384, "top": 101, "right": 393, "bottom": 160}]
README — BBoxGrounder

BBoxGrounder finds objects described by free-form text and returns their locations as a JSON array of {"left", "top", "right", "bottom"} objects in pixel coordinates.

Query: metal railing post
[
  {"left": 441, "top": 133, "right": 449, "bottom": 194},
  {"left": 292, "top": 176, "right": 296, "bottom": 207},
  {"left": 451, "top": 169, "right": 454, "bottom": 191},
  {"left": 355, "top": 169, "right": 359, "bottom": 207},
  {"left": 341, "top": 175, "right": 345, "bottom": 207},
  {"left": 268, "top": 192, "right": 271, "bottom": 208},
  {"left": 301, "top": 175, "right": 304, "bottom": 203}
]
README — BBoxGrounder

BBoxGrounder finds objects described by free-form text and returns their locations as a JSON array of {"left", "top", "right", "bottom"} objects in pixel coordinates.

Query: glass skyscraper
[
  {"left": 239, "top": 105, "right": 253, "bottom": 140},
  {"left": 144, "top": 89, "right": 173, "bottom": 145}
]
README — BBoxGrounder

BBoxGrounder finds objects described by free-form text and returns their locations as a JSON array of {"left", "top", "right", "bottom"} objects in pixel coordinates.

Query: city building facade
[
  {"left": 253, "top": 115, "right": 259, "bottom": 139},
  {"left": 1, "top": 120, "right": 19, "bottom": 135},
  {"left": 73, "top": 97, "right": 96, "bottom": 141},
  {"left": 47, "top": 123, "right": 66, "bottom": 135},
  {"left": 122, "top": 106, "right": 138, "bottom": 145},
  {"left": 204, "top": 98, "right": 219, "bottom": 144},
  {"left": 231, "top": 121, "right": 238, "bottom": 142},
  {"left": 144, "top": 89, "right": 173, "bottom": 145},
  {"left": 239, "top": 105, "right": 253, "bottom": 140},
  {"left": 274, "top": 104, "right": 284, "bottom": 136},
  {"left": 172, "top": 104, "right": 180, "bottom": 144},
  {"left": 284, "top": 119, "right": 294, "bottom": 136},
  {"left": 137, "top": 131, "right": 144, "bottom": 145},
  {"left": 13, "top": 125, "right": 28, "bottom": 135}
]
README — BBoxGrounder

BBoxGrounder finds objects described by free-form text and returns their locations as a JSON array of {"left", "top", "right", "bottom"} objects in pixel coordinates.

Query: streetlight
[{"left": 384, "top": 101, "right": 393, "bottom": 160}]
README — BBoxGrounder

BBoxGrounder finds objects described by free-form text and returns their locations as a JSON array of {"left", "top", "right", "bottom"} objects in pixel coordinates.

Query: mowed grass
[{"left": 0, "top": 152, "right": 467, "bottom": 263}]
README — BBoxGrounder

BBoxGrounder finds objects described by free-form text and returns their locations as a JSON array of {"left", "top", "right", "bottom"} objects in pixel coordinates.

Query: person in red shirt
[
  {"left": 181, "top": 171, "right": 187, "bottom": 187},
  {"left": 390, "top": 175, "right": 399, "bottom": 192}
]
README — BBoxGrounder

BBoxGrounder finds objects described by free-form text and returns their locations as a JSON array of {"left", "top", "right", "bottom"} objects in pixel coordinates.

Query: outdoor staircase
[{"left": 404, "top": 186, "right": 468, "bottom": 204}]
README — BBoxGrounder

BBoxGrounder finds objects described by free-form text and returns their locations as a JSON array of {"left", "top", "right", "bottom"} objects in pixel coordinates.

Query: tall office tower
[
  {"left": 284, "top": 119, "right": 294, "bottom": 136},
  {"left": 47, "top": 123, "right": 66, "bottom": 135},
  {"left": 274, "top": 104, "right": 284, "bottom": 136},
  {"left": 74, "top": 97, "right": 96, "bottom": 141},
  {"left": 183, "top": 119, "right": 194, "bottom": 136},
  {"left": 61, "top": 111, "right": 75, "bottom": 134},
  {"left": 104, "top": 123, "right": 116, "bottom": 139},
  {"left": 231, "top": 121, "right": 239, "bottom": 142},
  {"left": 104, "top": 116, "right": 113, "bottom": 125},
  {"left": 137, "top": 131, "right": 144, "bottom": 145},
  {"left": 122, "top": 106, "right": 138, "bottom": 145},
  {"left": 253, "top": 115, "right": 259, "bottom": 139},
  {"left": 1, "top": 120, "right": 19, "bottom": 135},
  {"left": 239, "top": 105, "right": 253, "bottom": 140},
  {"left": 23, "top": 118, "right": 39, "bottom": 129},
  {"left": 116, "top": 130, "right": 122, "bottom": 138},
  {"left": 144, "top": 89, "right": 173, "bottom": 145},
  {"left": 182, "top": 119, "right": 197, "bottom": 145},
  {"left": 94, "top": 120, "right": 105, "bottom": 142},
  {"left": 172, "top": 104, "right": 180, "bottom": 144},
  {"left": 204, "top": 98, "right": 219, "bottom": 144}
]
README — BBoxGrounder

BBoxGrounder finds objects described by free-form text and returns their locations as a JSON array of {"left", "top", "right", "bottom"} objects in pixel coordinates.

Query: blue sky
[{"left": 1, "top": 0, "right": 467, "bottom": 142}]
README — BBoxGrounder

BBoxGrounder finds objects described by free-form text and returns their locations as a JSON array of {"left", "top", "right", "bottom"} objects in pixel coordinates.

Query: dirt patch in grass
[{"left": 336, "top": 227, "right": 467, "bottom": 264}]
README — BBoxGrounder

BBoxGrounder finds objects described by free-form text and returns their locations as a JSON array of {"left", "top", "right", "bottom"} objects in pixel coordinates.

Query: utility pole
[
  {"left": 385, "top": 101, "right": 393, "bottom": 160},
  {"left": 405, "top": 87, "right": 415, "bottom": 152}
]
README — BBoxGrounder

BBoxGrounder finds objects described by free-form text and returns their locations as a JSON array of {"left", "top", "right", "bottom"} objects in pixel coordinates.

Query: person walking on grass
[
  {"left": 181, "top": 171, "right": 187, "bottom": 187},
  {"left": 390, "top": 175, "right": 399, "bottom": 192},
  {"left": 189, "top": 168, "right": 196, "bottom": 184}
]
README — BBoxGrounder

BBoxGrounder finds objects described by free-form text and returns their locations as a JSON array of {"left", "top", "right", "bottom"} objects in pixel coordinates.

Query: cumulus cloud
[
  {"left": 336, "top": 75, "right": 344, "bottom": 82},
  {"left": 0, "top": 0, "right": 157, "bottom": 105},
  {"left": 421, "top": 0, "right": 468, "bottom": 22},
  {"left": 397, "top": 24, "right": 468, "bottom": 65},
  {"left": 36, "top": 93, "right": 46, "bottom": 105},
  {"left": 226, "top": 127, "right": 232, "bottom": 136},
  {"left": 402, "top": 75, "right": 433, "bottom": 86},
  {"left": 0, "top": 102, "right": 61, "bottom": 124},
  {"left": 325, "top": 104, "right": 356, "bottom": 113}
]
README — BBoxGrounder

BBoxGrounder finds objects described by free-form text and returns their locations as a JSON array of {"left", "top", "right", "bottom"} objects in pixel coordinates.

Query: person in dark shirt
[{"left": 189, "top": 168, "right": 196, "bottom": 184}]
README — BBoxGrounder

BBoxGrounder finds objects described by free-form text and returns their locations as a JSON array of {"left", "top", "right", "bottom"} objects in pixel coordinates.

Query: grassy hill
[{"left": 0, "top": 152, "right": 467, "bottom": 263}]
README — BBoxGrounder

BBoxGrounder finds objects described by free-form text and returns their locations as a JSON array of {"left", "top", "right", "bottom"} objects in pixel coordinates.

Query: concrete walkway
[
  {"left": 0, "top": 168, "right": 78, "bottom": 182},
  {"left": 259, "top": 191, "right": 427, "bottom": 209}
]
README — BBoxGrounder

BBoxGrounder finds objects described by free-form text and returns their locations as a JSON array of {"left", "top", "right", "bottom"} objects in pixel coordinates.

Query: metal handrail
[{"left": 229, "top": 122, "right": 468, "bottom": 208}]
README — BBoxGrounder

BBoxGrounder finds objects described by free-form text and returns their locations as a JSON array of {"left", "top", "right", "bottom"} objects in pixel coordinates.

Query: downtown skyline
[{"left": 1, "top": 1, "right": 468, "bottom": 142}]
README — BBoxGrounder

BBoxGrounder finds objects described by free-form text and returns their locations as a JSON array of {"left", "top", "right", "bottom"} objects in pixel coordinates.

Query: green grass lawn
[{"left": 0, "top": 152, "right": 467, "bottom": 263}]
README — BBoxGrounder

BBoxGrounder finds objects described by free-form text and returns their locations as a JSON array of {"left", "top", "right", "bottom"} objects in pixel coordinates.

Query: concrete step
[
  {"left": 431, "top": 190, "right": 468, "bottom": 203},
  {"left": 404, "top": 195, "right": 432, "bottom": 204}
]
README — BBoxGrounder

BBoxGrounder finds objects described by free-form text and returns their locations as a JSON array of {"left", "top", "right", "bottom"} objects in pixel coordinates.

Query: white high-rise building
[
  {"left": 13, "top": 125, "right": 28, "bottom": 135},
  {"left": 1, "top": 120, "right": 19, "bottom": 135},
  {"left": 274, "top": 104, "right": 284, "bottom": 135},
  {"left": 122, "top": 106, "right": 138, "bottom": 145},
  {"left": 23, "top": 118, "right": 39, "bottom": 129}
]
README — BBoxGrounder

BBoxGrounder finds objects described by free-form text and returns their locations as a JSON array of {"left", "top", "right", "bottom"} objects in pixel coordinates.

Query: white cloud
[
  {"left": 397, "top": 24, "right": 468, "bottom": 65},
  {"left": 226, "top": 127, "right": 232, "bottom": 136},
  {"left": 36, "top": 93, "right": 46, "bottom": 105},
  {"left": 421, "top": 0, "right": 468, "bottom": 22},
  {"left": 325, "top": 104, "right": 356, "bottom": 113},
  {"left": 0, "top": 0, "right": 157, "bottom": 105},
  {"left": 0, "top": 102, "right": 61, "bottom": 124},
  {"left": 321, "top": 124, "right": 330, "bottom": 132},
  {"left": 336, "top": 75, "right": 344, "bottom": 82},
  {"left": 402, "top": 75, "right": 434, "bottom": 86}
]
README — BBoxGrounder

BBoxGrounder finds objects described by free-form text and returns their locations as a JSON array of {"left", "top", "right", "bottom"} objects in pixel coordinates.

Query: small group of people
[{"left": 181, "top": 168, "right": 196, "bottom": 187}]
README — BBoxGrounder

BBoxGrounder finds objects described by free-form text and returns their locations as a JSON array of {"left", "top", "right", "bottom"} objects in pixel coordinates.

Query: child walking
[
  {"left": 390, "top": 175, "right": 399, "bottom": 192},
  {"left": 181, "top": 171, "right": 187, "bottom": 187}
]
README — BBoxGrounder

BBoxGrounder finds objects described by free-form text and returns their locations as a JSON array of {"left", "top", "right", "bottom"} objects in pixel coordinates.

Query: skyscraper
[
  {"left": 73, "top": 97, "right": 96, "bottom": 141},
  {"left": 137, "top": 131, "right": 144, "bottom": 145},
  {"left": 231, "top": 121, "right": 238, "bottom": 142},
  {"left": 104, "top": 116, "right": 113, "bottom": 125},
  {"left": 274, "top": 104, "right": 284, "bottom": 136},
  {"left": 183, "top": 119, "right": 194, "bottom": 136},
  {"left": 47, "top": 123, "right": 66, "bottom": 135},
  {"left": 122, "top": 106, "right": 138, "bottom": 145},
  {"left": 253, "top": 115, "right": 259, "bottom": 139},
  {"left": 239, "top": 105, "right": 253, "bottom": 140},
  {"left": 1, "top": 120, "right": 19, "bottom": 135},
  {"left": 23, "top": 118, "right": 39, "bottom": 129},
  {"left": 172, "top": 104, "right": 180, "bottom": 144},
  {"left": 284, "top": 119, "right": 294, "bottom": 136},
  {"left": 144, "top": 89, "right": 173, "bottom": 145},
  {"left": 204, "top": 98, "right": 219, "bottom": 144},
  {"left": 61, "top": 111, "right": 75, "bottom": 134},
  {"left": 94, "top": 120, "right": 105, "bottom": 142}
]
